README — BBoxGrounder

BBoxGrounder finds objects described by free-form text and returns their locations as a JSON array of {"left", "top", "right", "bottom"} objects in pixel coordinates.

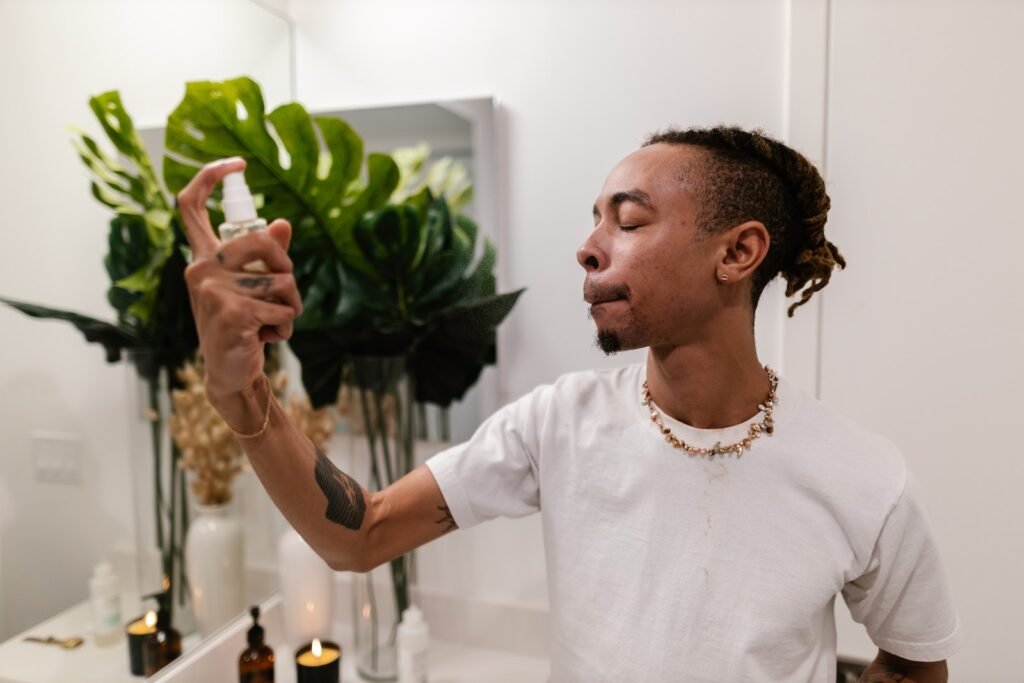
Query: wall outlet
[{"left": 31, "top": 431, "right": 84, "bottom": 485}]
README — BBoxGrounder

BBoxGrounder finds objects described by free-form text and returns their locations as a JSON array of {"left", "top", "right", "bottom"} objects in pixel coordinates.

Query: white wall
[
  {"left": 4, "top": 0, "right": 1012, "bottom": 677},
  {"left": 821, "top": 1, "right": 1023, "bottom": 678},
  {"left": 294, "top": 1, "right": 1021, "bottom": 677},
  {"left": 0, "top": 0, "right": 291, "bottom": 638},
  {"left": 290, "top": 0, "right": 788, "bottom": 608}
]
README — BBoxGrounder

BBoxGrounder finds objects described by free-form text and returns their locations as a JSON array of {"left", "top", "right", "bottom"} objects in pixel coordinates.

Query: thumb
[{"left": 267, "top": 218, "right": 292, "bottom": 252}]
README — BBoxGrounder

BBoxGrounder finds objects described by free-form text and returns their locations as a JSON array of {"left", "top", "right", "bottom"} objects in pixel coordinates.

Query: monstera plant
[
  {"left": 3, "top": 76, "right": 521, "bottom": 668},
  {"left": 160, "top": 76, "right": 522, "bottom": 674},
  {"left": 160, "top": 77, "right": 521, "bottom": 415},
  {"left": 0, "top": 91, "right": 201, "bottom": 618}
]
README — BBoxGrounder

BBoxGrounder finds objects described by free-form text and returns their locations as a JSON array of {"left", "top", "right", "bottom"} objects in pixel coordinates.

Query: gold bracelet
[{"left": 228, "top": 374, "right": 272, "bottom": 440}]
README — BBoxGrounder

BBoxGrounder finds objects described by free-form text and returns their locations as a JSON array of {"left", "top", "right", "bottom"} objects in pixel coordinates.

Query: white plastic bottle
[
  {"left": 397, "top": 605, "right": 429, "bottom": 683},
  {"left": 219, "top": 170, "right": 268, "bottom": 272},
  {"left": 89, "top": 562, "right": 122, "bottom": 647}
]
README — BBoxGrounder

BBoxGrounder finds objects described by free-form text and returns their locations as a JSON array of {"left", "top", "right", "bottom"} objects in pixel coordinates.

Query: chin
[{"left": 595, "top": 328, "right": 643, "bottom": 355}]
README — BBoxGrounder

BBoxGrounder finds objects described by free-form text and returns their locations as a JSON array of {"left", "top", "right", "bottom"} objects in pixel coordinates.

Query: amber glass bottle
[
  {"left": 239, "top": 605, "right": 275, "bottom": 682},
  {"left": 142, "top": 590, "right": 181, "bottom": 676}
]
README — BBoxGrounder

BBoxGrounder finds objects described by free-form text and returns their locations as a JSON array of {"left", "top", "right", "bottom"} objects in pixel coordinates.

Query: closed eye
[{"left": 619, "top": 224, "right": 641, "bottom": 232}]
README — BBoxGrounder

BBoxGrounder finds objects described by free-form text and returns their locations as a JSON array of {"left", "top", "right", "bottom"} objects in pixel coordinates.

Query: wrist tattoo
[
  {"left": 313, "top": 447, "right": 366, "bottom": 530},
  {"left": 435, "top": 505, "right": 458, "bottom": 533},
  {"left": 237, "top": 275, "right": 273, "bottom": 292}
]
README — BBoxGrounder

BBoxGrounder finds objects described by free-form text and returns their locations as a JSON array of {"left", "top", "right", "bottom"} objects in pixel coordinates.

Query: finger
[
  {"left": 177, "top": 157, "right": 247, "bottom": 258},
  {"left": 215, "top": 230, "right": 293, "bottom": 274},
  {"left": 266, "top": 219, "right": 293, "bottom": 252},
  {"left": 230, "top": 273, "right": 303, "bottom": 316},
  {"left": 260, "top": 318, "right": 293, "bottom": 343},
  {"left": 241, "top": 298, "right": 296, "bottom": 334}
]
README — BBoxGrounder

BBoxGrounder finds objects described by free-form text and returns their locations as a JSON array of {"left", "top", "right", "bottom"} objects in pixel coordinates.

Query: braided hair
[{"left": 643, "top": 126, "right": 845, "bottom": 316}]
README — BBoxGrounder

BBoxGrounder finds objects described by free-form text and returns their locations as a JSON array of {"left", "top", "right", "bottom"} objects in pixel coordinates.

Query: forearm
[
  {"left": 209, "top": 375, "right": 375, "bottom": 572},
  {"left": 858, "top": 650, "right": 948, "bottom": 683}
]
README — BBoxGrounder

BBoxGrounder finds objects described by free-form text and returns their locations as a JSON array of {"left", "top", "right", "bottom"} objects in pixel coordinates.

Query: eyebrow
[{"left": 592, "top": 189, "right": 655, "bottom": 217}]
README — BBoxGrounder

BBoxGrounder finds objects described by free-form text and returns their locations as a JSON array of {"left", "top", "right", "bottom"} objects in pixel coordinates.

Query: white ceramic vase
[{"left": 184, "top": 503, "right": 244, "bottom": 637}]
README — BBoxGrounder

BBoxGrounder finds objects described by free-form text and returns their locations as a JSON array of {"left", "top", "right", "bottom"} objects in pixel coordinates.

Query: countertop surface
[{"left": 0, "top": 597, "right": 550, "bottom": 683}]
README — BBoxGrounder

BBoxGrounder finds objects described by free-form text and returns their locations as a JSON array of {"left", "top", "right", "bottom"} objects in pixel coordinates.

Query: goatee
[{"left": 596, "top": 331, "right": 622, "bottom": 355}]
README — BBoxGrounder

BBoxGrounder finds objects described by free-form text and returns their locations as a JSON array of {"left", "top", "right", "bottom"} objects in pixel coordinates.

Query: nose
[{"left": 577, "top": 231, "right": 604, "bottom": 272}]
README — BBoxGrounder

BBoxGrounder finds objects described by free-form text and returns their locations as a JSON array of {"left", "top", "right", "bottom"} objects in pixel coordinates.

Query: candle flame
[
  {"left": 306, "top": 600, "right": 315, "bottom": 613},
  {"left": 144, "top": 610, "right": 157, "bottom": 629},
  {"left": 362, "top": 603, "right": 371, "bottom": 618},
  {"left": 161, "top": 575, "right": 171, "bottom": 591},
  {"left": 312, "top": 638, "right": 322, "bottom": 657}
]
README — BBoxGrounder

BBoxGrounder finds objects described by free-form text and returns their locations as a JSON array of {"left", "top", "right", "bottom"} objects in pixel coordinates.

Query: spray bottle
[{"left": 219, "top": 170, "right": 268, "bottom": 272}]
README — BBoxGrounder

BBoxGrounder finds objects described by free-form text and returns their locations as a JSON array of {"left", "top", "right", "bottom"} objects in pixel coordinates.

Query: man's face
[{"left": 579, "top": 143, "right": 721, "bottom": 354}]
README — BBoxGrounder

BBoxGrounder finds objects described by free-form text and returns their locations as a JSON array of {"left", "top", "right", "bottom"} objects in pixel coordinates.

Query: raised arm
[{"left": 178, "top": 158, "right": 457, "bottom": 572}]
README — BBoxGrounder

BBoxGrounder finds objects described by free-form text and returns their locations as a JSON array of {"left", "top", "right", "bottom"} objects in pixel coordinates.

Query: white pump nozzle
[{"left": 222, "top": 171, "right": 257, "bottom": 223}]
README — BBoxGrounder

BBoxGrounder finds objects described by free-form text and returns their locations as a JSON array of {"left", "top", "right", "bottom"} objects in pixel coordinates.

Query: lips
[{"left": 584, "top": 284, "right": 629, "bottom": 305}]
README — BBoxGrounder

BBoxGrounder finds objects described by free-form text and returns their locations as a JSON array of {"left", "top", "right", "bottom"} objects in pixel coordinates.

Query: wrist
[{"left": 206, "top": 375, "right": 269, "bottom": 436}]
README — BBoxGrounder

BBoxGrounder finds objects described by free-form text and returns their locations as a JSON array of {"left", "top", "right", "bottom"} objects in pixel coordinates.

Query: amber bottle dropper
[
  {"left": 142, "top": 589, "right": 181, "bottom": 676},
  {"left": 239, "top": 605, "right": 276, "bottom": 682}
]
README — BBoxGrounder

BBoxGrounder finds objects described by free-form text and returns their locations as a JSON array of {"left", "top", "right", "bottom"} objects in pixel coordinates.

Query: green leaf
[
  {"left": 390, "top": 143, "right": 474, "bottom": 212},
  {"left": 163, "top": 77, "right": 399, "bottom": 268},
  {"left": 70, "top": 92, "right": 175, "bottom": 337},
  {"left": 83, "top": 92, "right": 169, "bottom": 213},
  {"left": 287, "top": 328, "right": 353, "bottom": 408},
  {"left": 0, "top": 297, "right": 141, "bottom": 363},
  {"left": 410, "top": 290, "right": 525, "bottom": 406}
]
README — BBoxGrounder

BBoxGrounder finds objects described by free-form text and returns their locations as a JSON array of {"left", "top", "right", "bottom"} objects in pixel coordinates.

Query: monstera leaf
[
  {"left": 70, "top": 91, "right": 175, "bottom": 326},
  {"left": 391, "top": 143, "right": 473, "bottom": 212},
  {"left": 0, "top": 298, "right": 140, "bottom": 363},
  {"left": 291, "top": 191, "right": 525, "bottom": 409},
  {"left": 411, "top": 291, "right": 523, "bottom": 407},
  {"left": 162, "top": 77, "right": 400, "bottom": 274}
]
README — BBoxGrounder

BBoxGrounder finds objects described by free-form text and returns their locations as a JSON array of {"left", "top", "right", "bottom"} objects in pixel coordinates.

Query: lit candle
[
  {"left": 125, "top": 611, "right": 157, "bottom": 676},
  {"left": 296, "top": 637, "right": 341, "bottom": 683}
]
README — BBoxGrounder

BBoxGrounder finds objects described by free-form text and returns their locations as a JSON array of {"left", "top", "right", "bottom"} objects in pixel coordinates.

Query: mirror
[{"left": 0, "top": 0, "right": 295, "bottom": 679}]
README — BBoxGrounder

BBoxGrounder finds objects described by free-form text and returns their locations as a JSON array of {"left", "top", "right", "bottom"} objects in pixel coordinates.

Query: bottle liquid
[
  {"left": 397, "top": 605, "right": 429, "bottom": 683},
  {"left": 219, "top": 170, "right": 268, "bottom": 272},
  {"left": 239, "top": 605, "right": 275, "bottom": 682},
  {"left": 142, "top": 589, "right": 182, "bottom": 676},
  {"left": 89, "top": 561, "right": 122, "bottom": 647}
]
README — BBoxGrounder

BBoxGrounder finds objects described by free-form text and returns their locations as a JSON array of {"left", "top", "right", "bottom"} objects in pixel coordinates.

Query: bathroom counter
[
  {"left": 154, "top": 593, "right": 550, "bottom": 683},
  {"left": 276, "top": 637, "right": 550, "bottom": 683},
  {"left": 0, "top": 594, "right": 550, "bottom": 683},
  {"left": 0, "top": 599, "right": 201, "bottom": 683}
]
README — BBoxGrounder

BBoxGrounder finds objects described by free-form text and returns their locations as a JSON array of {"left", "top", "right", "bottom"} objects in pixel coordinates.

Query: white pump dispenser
[
  {"left": 397, "top": 605, "right": 429, "bottom": 683},
  {"left": 218, "top": 170, "right": 268, "bottom": 271}
]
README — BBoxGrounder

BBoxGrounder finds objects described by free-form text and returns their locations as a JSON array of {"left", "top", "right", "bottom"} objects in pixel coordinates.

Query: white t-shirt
[{"left": 426, "top": 363, "right": 962, "bottom": 682}]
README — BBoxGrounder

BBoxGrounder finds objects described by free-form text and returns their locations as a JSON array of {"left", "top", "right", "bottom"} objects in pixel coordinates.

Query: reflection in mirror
[{"left": 0, "top": 0, "right": 293, "bottom": 680}]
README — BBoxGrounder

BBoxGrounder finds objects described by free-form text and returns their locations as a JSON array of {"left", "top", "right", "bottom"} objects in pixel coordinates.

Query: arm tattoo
[
  {"left": 313, "top": 447, "right": 366, "bottom": 530},
  {"left": 236, "top": 275, "right": 273, "bottom": 292},
  {"left": 435, "top": 505, "right": 458, "bottom": 533}
]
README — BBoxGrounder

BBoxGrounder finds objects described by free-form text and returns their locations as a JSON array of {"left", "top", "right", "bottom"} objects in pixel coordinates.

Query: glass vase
[
  {"left": 124, "top": 348, "right": 194, "bottom": 635},
  {"left": 346, "top": 355, "right": 416, "bottom": 681}
]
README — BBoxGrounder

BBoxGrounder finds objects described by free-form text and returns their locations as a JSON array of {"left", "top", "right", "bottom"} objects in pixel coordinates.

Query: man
[{"left": 179, "top": 126, "right": 961, "bottom": 682}]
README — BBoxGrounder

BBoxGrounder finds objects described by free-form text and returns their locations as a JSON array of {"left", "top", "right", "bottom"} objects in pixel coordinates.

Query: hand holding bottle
[{"left": 177, "top": 157, "right": 303, "bottom": 406}]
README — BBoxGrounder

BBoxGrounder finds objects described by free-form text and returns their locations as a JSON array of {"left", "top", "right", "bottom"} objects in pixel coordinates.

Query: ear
[{"left": 717, "top": 220, "right": 769, "bottom": 283}]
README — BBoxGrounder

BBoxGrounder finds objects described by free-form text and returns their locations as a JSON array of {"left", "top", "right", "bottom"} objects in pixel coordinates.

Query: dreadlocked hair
[{"left": 643, "top": 126, "right": 845, "bottom": 316}]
